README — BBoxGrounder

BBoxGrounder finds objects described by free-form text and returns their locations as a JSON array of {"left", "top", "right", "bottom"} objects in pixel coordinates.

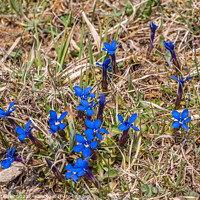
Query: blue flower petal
[
  {"left": 65, "top": 172, "right": 73, "bottom": 179},
  {"left": 85, "top": 120, "right": 94, "bottom": 129},
  {"left": 182, "top": 123, "right": 189, "bottom": 131},
  {"left": 87, "top": 134, "right": 95, "bottom": 142},
  {"left": 94, "top": 119, "right": 101, "bottom": 129},
  {"left": 98, "top": 128, "right": 109, "bottom": 134},
  {"left": 129, "top": 113, "right": 137, "bottom": 124},
  {"left": 111, "top": 40, "right": 116, "bottom": 49},
  {"left": 1, "top": 159, "right": 12, "bottom": 169},
  {"left": 59, "top": 123, "right": 66, "bottom": 130},
  {"left": 59, "top": 112, "right": 68, "bottom": 122},
  {"left": 84, "top": 87, "right": 91, "bottom": 96},
  {"left": 118, "top": 123, "right": 128, "bottom": 131},
  {"left": 50, "top": 110, "right": 57, "bottom": 121},
  {"left": 104, "top": 42, "right": 111, "bottom": 50},
  {"left": 131, "top": 126, "right": 140, "bottom": 131},
  {"left": 96, "top": 62, "right": 103, "bottom": 67},
  {"left": 74, "top": 86, "right": 83, "bottom": 97},
  {"left": 49, "top": 119, "right": 55, "bottom": 125},
  {"left": 18, "top": 134, "right": 28, "bottom": 142},
  {"left": 96, "top": 132, "right": 103, "bottom": 141},
  {"left": 73, "top": 145, "right": 85, "bottom": 153},
  {"left": 102, "top": 48, "right": 107, "bottom": 52},
  {"left": 181, "top": 109, "right": 188, "bottom": 120},
  {"left": 87, "top": 94, "right": 95, "bottom": 98},
  {"left": 78, "top": 169, "right": 85, "bottom": 177},
  {"left": 72, "top": 174, "right": 79, "bottom": 182},
  {"left": 172, "top": 110, "right": 180, "bottom": 120},
  {"left": 50, "top": 125, "right": 58, "bottom": 134},
  {"left": 66, "top": 163, "right": 73, "bottom": 171},
  {"left": 8, "top": 102, "right": 15, "bottom": 111},
  {"left": 83, "top": 147, "right": 91, "bottom": 157},
  {"left": 118, "top": 114, "right": 124, "bottom": 123},
  {"left": 0, "top": 108, "right": 5, "bottom": 114},
  {"left": 76, "top": 105, "right": 86, "bottom": 111},
  {"left": 86, "top": 109, "right": 94, "bottom": 116},
  {"left": 25, "top": 120, "right": 32, "bottom": 131},
  {"left": 183, "top": 117, "right": 191, "bottom": 124},
  {"left": 90, "top": 141, "right": 98, "bottom": 149},
  {"left": 185, "top": 76, "right": 193, "bottom": 82},
  {"left": 76, "top": 134, "right": 86, "bottom": 144},
  {"left": 81, "top": 100, "right": 89, "bottom": 108},
  {"left": 10, "top": 148, "right": 15, "bottom": 157},
  {"left": 84, "top": 129, "right": 94, "bottom": 136},
  {"left": 171, "top": 121, "right": 180, "bottom": 128},
  {"left": 170, "top": 75, "right": 180, "bottom": 82},
  {"left": 103, "top": 58, "right": 111, "bottom": 67},
  {"left": 15, "top": 127, "right": 25, "bottom": 135}
]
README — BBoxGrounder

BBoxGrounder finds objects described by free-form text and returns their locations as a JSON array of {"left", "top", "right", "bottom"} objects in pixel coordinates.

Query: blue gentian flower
[
  {"left": 1, "top": 147, "right": 16, "bottom": 169},
  {"left": 15, "top": 120, "right": 34, "bottom": 142},
  {"left": 0, "top": 101, "right": 16, "bottom": 119},
  {"left": 163, "top": 41, "right": 180, "bottom": 70},
  {"left": 74, "top": 86, "right": 95, "bottom": 100},
  {"left": 150, "top": 22, "right": 158, "bottom": 32},
  {"left": 65, "top": 163, "right": 81, "bottom": 182},
  {"left": 102, "top": 40, "right": 121, "bottom": 55},
  {"left": 73, "top": 134, "right": 98, "bottom": 157},
  {"left": 170, "top": 75, "right": 193, "bottom": 85},
  {"left": 96, "top": 58, "right": 112, "bottom": 70},
  {"left": 84, "top": 119, "right": 109, "bottom": 141},
  {"left": 172, "top": 109, "right": 191, "bottom": 131},
  {"left": 49, "top": 110, "right": 68, "bottom": 134},
  {"left": 163, "top": 41, "right": 174, "bottom": 52},
  {"left": 76, "top": 100, "right": 94, "bottom": 117},
  {"left": 147, "top": 22, "right": 158, "bottom": 58},
  {"left": 118, "top": 114, "right": 140, "bottom": 131},
  {"left": 171, "top": 75, "right": 193, "bottom": 108},
  {"left": 65, "top": 158, "right": 89, "bottom": 182}
]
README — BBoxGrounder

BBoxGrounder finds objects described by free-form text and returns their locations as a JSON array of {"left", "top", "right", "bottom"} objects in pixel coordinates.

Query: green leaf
[{"left": 103, "top": 169, "right": 118, "bottom": 179}]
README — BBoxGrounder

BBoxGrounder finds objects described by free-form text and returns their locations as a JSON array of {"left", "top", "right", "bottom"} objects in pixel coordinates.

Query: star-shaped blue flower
[
  {"left": 49, "top": 110, "right": 68, "bottom": 134},
  {"left": 76, "top": 100, "right": 94, "bottom": 117},
  {"left": 65, "top": 158, "right": 89, "bottom": 182},
  {"left": 118, "top": 113, "right": 140, "bottom": 131},
  {"left": 74, "top": 86, "right": 95, "bottom": 100},
  {"left": 73, "top": 134, "right": 98, "bottom": 157},
  {"left": 150, "top": 22, "right": 158, "bottom": 32},
  {"left": 163, "top": 41, "right": 174, "bottom": 52},
  {"left": 1, "top": 147, "right": 16, "bottom": 169},
  {"left": 170, "top": 75, "right": 193, "bottom": 85},
  {"left": 102, "top": 40, "right": 121, "bottom": 55},
  {"left": 15, "top": 120, "right": 34, "bottom": 142},
  {"left": 0, "top": 101, "right": 16, "bottom": 119},
  {"left": 84, "top": 119, "right": 109, "bottom": 141},
  {"left": 96, "top": 58, "right": 112, "bottom": 70},
  {"left": 172, "top": 109, "right": 191, "bottom": 131}
]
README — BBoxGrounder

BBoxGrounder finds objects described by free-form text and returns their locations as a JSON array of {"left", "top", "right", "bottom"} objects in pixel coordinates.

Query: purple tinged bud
[
  {"left": 28, "top": 133, "right": 46, "bottom": 150},
  {"left": 86, "top": 169, "right": 99, "bottom": 189},
  {"left": 8, "top": 118, "right": 18, "bottom": 129},
  {"left": 97, "top": 94, "right": 107, "bottom": 122},
  {"left": 14, "top": 157, "right": 23, "bottom": 162},
  {"left": 45, "top": 158, "right": 65, "bottom": 181},
  {"left": 147, "top": 22, "right": 157, "bottom": 58},
  {"left": 111, "top": 54, "right": 118, "bottom": 75}
]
